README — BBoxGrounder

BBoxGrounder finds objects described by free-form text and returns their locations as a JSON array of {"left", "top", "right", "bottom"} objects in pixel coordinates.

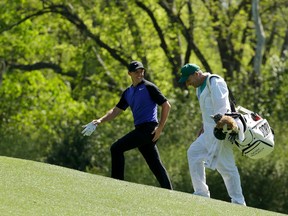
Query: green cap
[{"left": 178, "top": 63, "right": 200, "bottom": 83}]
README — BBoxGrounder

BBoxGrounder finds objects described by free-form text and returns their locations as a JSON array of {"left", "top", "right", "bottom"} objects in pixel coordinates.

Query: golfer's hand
[
  {"left": 81, "top": 122, "right": 97, "bottom": 136},
  {"left": 92, "top": 119, "right": 101, "bottom": 125},
  {"left": 151, "top": 126, "right": 162, "bottom": 142}
]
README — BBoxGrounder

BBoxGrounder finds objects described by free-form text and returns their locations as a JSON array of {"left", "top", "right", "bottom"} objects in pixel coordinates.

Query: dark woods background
[{"left": 0, "top": 0, "right": 287, "bottom": 214}]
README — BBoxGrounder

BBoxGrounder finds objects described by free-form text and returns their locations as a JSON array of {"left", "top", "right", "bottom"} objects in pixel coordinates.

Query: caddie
[{"left": 179, "top": 63, "right": 246, "bottom": 205}]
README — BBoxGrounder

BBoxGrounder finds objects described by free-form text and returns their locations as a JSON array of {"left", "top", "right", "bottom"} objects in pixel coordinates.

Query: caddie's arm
[
  {"left": 93, "top": 106, "right": 123, "bottom": 125},
  {"left": 151, "top": 101, "right": 171, "bottom": 142}
]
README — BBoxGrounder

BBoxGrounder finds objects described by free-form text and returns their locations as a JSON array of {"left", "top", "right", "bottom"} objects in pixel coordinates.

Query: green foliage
[{"left": 0, "top": 71, "right": 86, "bottom": 161}]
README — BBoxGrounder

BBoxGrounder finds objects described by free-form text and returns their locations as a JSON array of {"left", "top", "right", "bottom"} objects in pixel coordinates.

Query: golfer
[
  {"left": 91, "top": 61, "right": 173, "bottom": 189},
  {"left": 179, "top": 63, "right": 246, "bottom": 205}
]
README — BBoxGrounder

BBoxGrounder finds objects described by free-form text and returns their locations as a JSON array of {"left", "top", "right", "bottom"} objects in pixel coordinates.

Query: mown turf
[{"left": 0, "top": 156, "right": 285, "bottom": 216}]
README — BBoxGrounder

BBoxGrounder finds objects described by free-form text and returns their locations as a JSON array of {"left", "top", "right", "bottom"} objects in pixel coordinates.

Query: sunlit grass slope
[{"left": 0, "top": 156, "right": 284, "bottom": 216}]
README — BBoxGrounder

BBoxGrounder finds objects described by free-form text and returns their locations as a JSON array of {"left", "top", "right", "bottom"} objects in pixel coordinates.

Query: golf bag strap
[
  {"left": 228, "top": 88, "right": 237, "bottom": 112},
  {"left": 207, "top": 74, "right": 236, "bottom": 112},
  {"left": 225, "top": 113, "right": 247, "bottom": 132}
]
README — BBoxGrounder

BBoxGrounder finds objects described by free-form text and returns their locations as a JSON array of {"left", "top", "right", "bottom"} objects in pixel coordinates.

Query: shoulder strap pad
[
  {"left": 206, "top": 74, "right": 221, "bottom": 93},
  {"left": 206, "top": 74, "right": 236, "bottom": 112}
]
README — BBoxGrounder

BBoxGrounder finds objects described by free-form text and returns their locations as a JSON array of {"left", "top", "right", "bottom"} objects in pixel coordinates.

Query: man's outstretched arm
[{"left": 93, "top": 106, "right": 123, "bottom": 125}]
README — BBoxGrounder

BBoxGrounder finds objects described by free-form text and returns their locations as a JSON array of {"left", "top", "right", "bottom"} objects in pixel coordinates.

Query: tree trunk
[
  {"left": 0, "top": 59, "right": 5, "bottom": 87},
  {"left": 252, "top": 0, "right": 265, "bottom": 76}
]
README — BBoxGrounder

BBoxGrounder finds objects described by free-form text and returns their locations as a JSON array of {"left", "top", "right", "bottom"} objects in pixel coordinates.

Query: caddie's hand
[
  {"left": 81, "top": 121, "right": 97, "bottom": 136},
  {"left": 228, "top": 133, "right": 237, "bottom": 143},
  {"left": 151, "top": 126, "right": 162, "bottom": 142}
]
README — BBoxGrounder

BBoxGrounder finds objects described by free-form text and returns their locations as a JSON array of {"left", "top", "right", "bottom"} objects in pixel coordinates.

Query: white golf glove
[{"left": 82, "top": 122, "right": 97, "bottom": 136}]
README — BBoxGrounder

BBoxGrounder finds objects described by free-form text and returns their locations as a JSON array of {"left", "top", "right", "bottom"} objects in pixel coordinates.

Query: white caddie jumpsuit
[{"left": 187, "top": 73, "right": 246, "bottom": 205}]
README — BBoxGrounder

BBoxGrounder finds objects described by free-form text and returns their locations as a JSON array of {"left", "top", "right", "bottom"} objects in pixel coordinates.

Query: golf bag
[
  {"left": 207, "top": 74, "right": 275, "bottom": 159},
  {"left": 226, "top": 106, "right": 275, "bottom": 159}
]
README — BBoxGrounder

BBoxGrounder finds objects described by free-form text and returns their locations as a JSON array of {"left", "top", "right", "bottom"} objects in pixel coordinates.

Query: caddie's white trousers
[{"left": 187, "top": 133, "right": 246, "bottom": 205}]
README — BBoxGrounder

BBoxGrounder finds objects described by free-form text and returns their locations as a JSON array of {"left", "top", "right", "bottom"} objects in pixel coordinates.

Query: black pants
[{"left": 110, "top": 122, "right": 172, "bottom": 189}]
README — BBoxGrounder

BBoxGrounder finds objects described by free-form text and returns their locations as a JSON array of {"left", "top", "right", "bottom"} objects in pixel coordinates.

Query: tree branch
[
  {"left": 44, "top": 4, "right": 130, "bottom": 67},
  {"left": 135, "top": 1, "right": 175, "bottom": 66},
  {"left": 7, "top": 61, "right": 77, "bottom": 78},
  {"left": 1, "top": 2, "right": 135, "bottom": 74},
  {"left": 0, "top": 9, "right": 51, "bottom": 34}
]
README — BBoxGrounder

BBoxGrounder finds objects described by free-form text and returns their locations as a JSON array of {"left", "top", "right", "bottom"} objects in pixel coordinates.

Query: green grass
[{"left": 0, "top": 156, "right": 285, "bottom": 216}]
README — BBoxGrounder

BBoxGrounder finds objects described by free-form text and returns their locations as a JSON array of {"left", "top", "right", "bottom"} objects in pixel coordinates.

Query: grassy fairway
[{"left": 0, "top": 156, "right": 284, "bottom": 216}]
